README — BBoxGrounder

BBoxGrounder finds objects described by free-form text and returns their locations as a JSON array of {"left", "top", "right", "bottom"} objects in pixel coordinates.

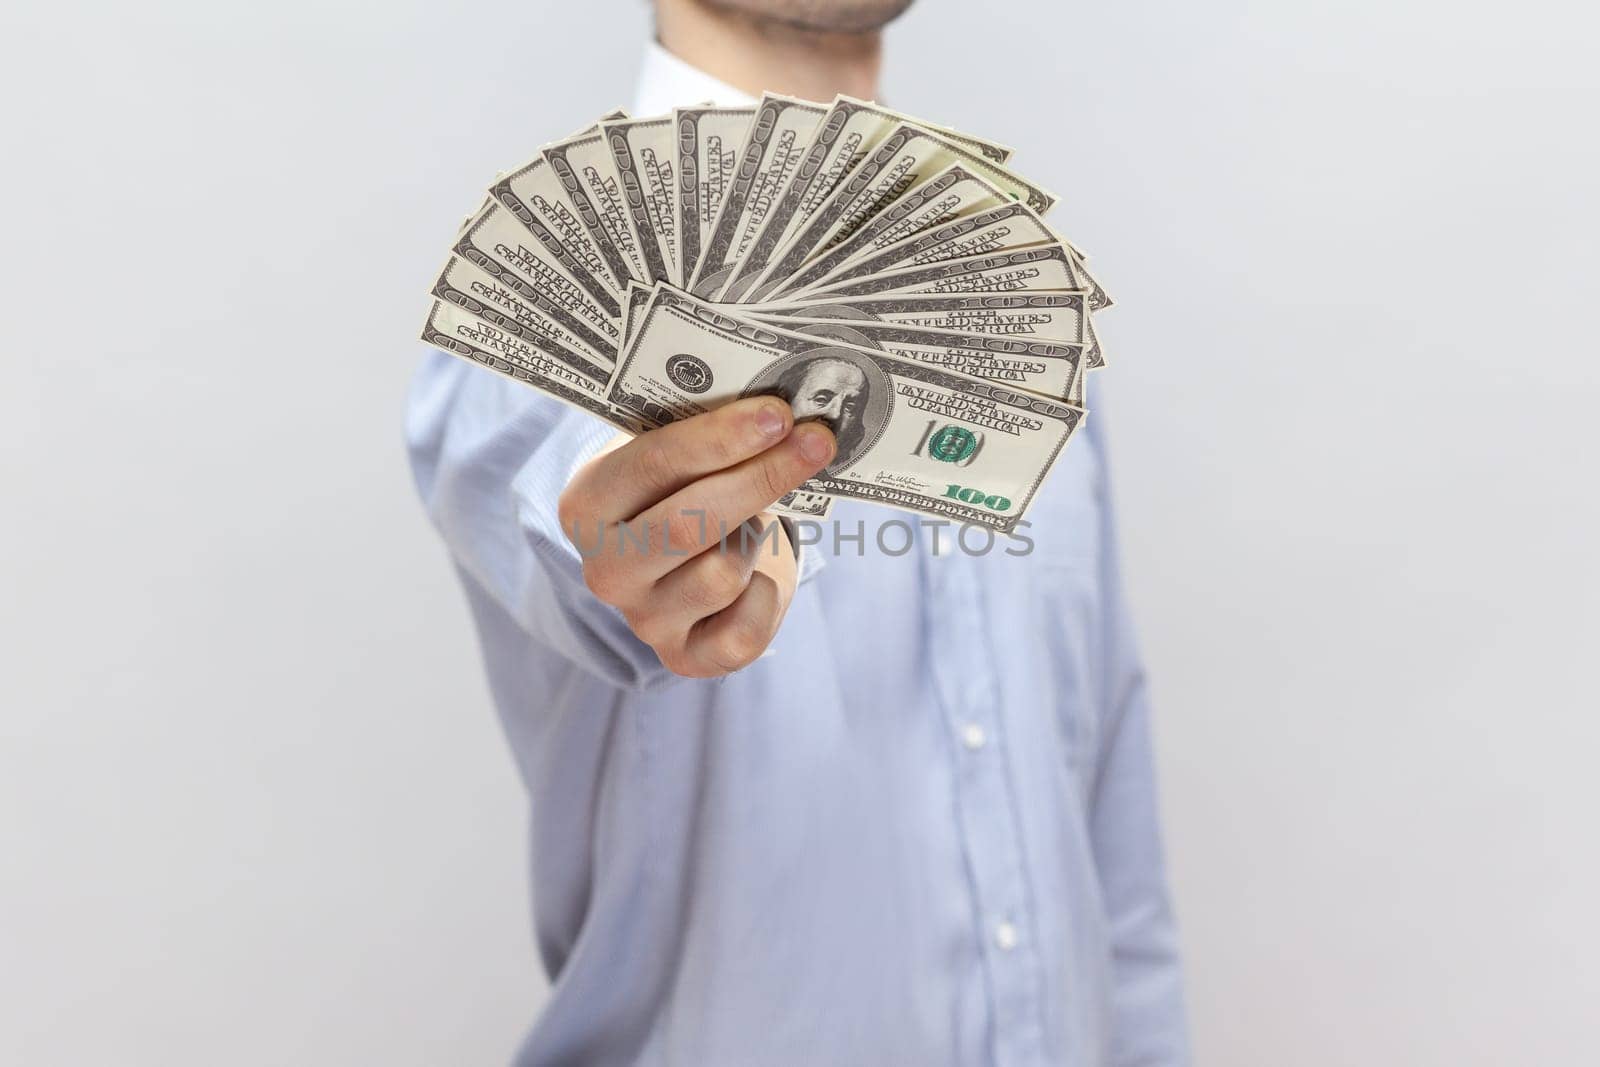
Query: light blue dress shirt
[{"left": 405, "top": 42, "right": 1188, "bottom": 1067}]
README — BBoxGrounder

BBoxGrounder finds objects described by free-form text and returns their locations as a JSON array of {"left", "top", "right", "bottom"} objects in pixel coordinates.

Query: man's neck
[{"left": 655, "top": 0, "right": 882, "bottom": 103}]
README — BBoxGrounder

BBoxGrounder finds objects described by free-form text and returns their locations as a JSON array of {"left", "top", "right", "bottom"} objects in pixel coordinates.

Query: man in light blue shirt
[{"left": 407, "top": 1, "right": 1188, "bottom": 1063}]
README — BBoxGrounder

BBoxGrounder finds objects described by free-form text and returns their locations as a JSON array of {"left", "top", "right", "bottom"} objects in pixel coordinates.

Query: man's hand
[{"left": 557, "top": 397, "right": 836, "bottom": 678}]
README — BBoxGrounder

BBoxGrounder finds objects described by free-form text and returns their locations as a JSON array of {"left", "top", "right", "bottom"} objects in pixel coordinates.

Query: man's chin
[{"left": 702, "top": 0, "right": 916, "bottom": 34}]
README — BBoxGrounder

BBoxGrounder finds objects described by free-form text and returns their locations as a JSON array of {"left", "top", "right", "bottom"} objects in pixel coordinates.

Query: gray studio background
[{"left": 4, "top": 1, "right": 1597, "bottom": 1063}]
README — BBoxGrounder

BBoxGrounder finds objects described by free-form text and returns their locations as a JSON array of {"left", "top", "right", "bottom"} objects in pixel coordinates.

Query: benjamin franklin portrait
[{"left": 747, "top": 347, "right": 892, "bottom": 472}]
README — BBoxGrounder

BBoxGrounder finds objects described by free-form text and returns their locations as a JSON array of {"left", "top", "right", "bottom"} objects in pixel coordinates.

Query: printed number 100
[{"left": 943, "top": 484, "right": 1012, "bottom": 512}]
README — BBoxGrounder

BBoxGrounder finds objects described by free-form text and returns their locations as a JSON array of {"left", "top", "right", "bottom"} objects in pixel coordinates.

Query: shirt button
[
  {"left": 960, "top": 723, "right": 987, "bottom": 750},
  {"left": 994, "top": 921, "right": 1019, "bottom": 951}
]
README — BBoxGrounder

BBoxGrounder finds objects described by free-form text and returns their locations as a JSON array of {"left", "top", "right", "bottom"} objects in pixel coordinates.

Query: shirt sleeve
[
  {"left": 405, "top": 351, "right": 681, "bottom": 690},
  {"left": 1085, "top": 405, "right": 1193, "bottom": 1066}
]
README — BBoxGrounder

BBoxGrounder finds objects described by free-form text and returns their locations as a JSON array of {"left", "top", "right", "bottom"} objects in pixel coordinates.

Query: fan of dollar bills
[{"left": 420, "top": 94, "right": 1111, "bottom": 531}]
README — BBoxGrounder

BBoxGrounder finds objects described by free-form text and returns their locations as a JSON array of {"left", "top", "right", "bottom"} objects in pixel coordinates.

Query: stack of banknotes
[{"left": 419, "top": 94, "right": 1111, "bottom": 532}]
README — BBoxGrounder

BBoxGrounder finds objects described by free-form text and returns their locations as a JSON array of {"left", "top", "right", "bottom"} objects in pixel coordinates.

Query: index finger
[
  {"left": 565, "top": 396, "right": 795, "bottom": 523},
  {"left": 625, "top": 422, "right": 836, "bottom": 583}
]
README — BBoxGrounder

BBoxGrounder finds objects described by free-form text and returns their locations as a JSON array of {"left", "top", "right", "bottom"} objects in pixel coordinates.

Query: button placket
[{"left": 925, "top": 550, "right": 1047, "bottom": 1065}]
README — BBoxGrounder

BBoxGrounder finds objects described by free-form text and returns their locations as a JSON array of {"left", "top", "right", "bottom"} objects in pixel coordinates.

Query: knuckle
[
  {"left": 683, "top": 554, "right": 747, "bottom": 613},
  {"left": 654, "top": 645, "right": 685, "bottom": 675},
  {"left": 626, "top": 606, "right": 675, "bottom": 650},
  {"left": 632, "top": 515, "right": 669, "bottom": 556},
  {"left": 632, "top": 439, "right": 679, "bottom": 492},
  {"left": 662, "top": 510, "right": 705, "bottom": 554},
  {"left": 711, "top": 618, "right": 769, "bottom": 673},
  {"left": 700, "top": 416, "right": 741, "bottom": 466},
  {"left": 753, "top": 455, "right": 799, "bottom": 504},
  {"left": 581, "top": 556, "right": 625, "bottom": 604},
  {"left": 659, "top": 647, "right": 707, "bottom": 679}
]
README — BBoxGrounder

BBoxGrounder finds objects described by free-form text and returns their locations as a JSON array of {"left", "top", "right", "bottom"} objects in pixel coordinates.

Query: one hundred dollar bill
[
  {"left": 773, "top": 316, "right": 1085, "bottom": 403},
  {"left": 722, "top": 97, "right": 1017, "bottom": 301},
  {"left": 740, "top": 123, "right": 1057, "bottom": 304},
  {"left": 748, "top": 292, "right": 1101, "bottom": 368},
  {"left": 808, "top": 244, "right": 1083, "bottom": 300},
  {"left": 689, "top": 93, "right": 826, "bottom": 299},
  {"left": 785, "top": 199, "right": 1058, "bottom": 300},
  {"left": 757, "top": 163, "right": 1010, "bottom": 300},
  {"left": 542, "top": 125, "right": 650, "bottom": 291},
  {"left": 451, "top": 205, "right": 623, "bottom": 360},
  {"left": 420, "top": 299, "right": 641, "bottom": 433},
  {"left": 599, "top": 116, "right": 680, "bottom": 285},
  {"left": 794, "top": 246, "right": 1106, "bottom": 365},
  {"left": 609, "top": 287, "right": 1084, "bottom": 532},
  {"left": 486, "top": 117, "right": 626, "bottom": 318},
  {"left": 430, "top": 255, "right": 616, "bottom": 377},
  {"left": 672, "top": 105, "right": 756, "bottom": 287}
]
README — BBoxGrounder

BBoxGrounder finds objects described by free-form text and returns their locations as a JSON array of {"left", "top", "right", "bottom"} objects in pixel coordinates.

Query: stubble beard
[{"left": 697, "top": 0, "right": 915, "bottom": 35}]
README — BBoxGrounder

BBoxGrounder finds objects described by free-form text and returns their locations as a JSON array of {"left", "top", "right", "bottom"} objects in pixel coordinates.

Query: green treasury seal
[{"left": 928, "top": 424, "right": 978, "bottom": 463}]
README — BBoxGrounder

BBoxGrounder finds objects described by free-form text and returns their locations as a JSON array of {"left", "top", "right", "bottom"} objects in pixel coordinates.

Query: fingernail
[
  {"left": 755, "top": 402, "right": 787, "bottom": 440},
  {"left": 796, "top": 425, "right": 834, "bottom": 465}
]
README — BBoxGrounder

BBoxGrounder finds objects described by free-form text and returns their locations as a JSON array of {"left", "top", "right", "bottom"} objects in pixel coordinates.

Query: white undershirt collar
[{"left": 632, "top": 39, "right": 756, "bottom": 115}]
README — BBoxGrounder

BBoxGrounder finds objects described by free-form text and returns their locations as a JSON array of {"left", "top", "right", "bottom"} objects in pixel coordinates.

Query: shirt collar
[{"left": 632, "top": 39, "right": 756, "bottom": 114}]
